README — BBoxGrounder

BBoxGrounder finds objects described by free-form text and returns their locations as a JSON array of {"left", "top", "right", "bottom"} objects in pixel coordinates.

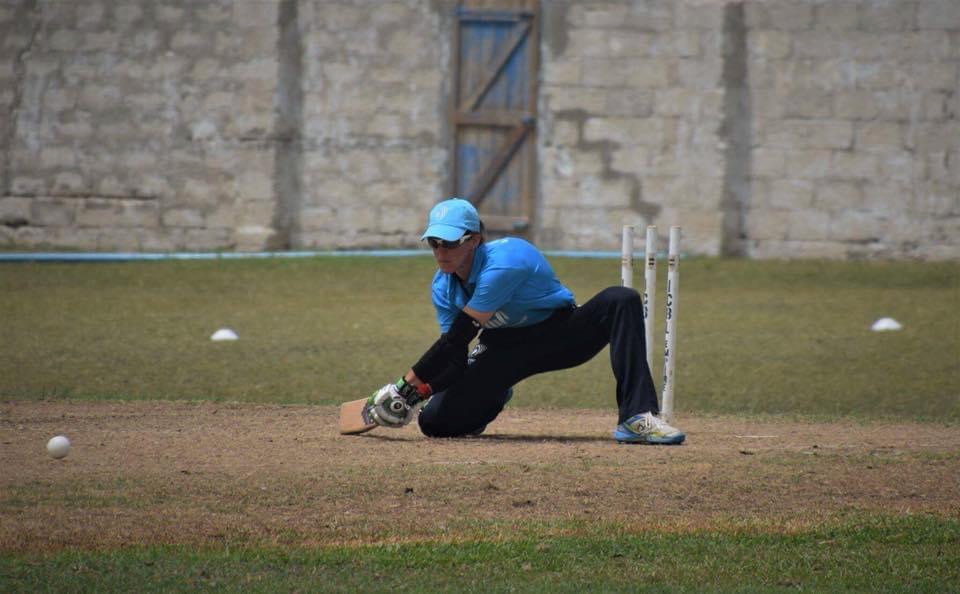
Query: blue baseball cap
[{"left": 421, "top": 198, "right": 481, "bottom": 241}]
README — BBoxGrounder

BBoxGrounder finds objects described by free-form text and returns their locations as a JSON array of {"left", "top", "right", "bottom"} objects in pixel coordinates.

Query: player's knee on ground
[
  {"left": 417, "top": 405, "right": 474, "bottom": 438},
  {"left": 417, "top": 387, "right": 513, "bottom": 438}
]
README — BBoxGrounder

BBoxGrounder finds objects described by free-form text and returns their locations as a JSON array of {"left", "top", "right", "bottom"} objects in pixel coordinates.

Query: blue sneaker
[{"left": 614, "top": 412, "right": 685, "bottom": 445}]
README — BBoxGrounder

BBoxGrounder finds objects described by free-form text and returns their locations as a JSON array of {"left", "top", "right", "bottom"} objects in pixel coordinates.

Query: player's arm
[
  {"left": 367, "top": 308, "right": 491, "bottom": 429},
  {"left": 407, "top": 307, "right": 491, "bottom": 392}
]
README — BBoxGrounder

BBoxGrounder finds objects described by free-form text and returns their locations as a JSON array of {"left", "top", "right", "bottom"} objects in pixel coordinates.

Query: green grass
[
  {"left": 1, "top": 256, "right": 957, "bottom": 420},
  {"left": 2, "top": 516, "right": 957, "bottom": 593}
]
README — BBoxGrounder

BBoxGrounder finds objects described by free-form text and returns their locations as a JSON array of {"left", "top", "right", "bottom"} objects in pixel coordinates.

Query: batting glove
[{"left": 367, "top": 379, "right": 431, "bottom": 429}]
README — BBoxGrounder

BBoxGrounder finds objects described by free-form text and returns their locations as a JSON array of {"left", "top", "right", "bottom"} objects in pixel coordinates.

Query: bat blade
[{"left": 339, "top": 397, "right": 377, "bottom": 435}]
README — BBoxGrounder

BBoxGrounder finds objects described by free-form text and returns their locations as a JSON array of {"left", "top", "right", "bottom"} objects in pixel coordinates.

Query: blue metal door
[{"left": 451, "top": 1, "right": 539, "bottom": 235}]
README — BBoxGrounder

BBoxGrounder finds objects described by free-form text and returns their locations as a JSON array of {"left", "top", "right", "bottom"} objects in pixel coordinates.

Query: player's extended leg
[{"left": 567, "top": 286, "right": 661, "bottom": 424}]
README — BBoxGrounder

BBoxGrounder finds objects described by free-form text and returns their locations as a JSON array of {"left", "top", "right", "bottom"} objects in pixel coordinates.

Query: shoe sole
[{"left": 613, "top": 429, "right": 685, "bottom": 445}]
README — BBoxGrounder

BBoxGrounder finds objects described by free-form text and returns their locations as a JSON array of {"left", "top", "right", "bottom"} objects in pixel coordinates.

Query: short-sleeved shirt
[{"left": 430, "top": 237, "right": 576, "bottom": 332}]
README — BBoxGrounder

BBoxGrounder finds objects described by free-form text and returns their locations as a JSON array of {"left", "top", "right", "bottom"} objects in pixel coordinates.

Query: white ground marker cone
[
  {"left": 211, "top": 328, "right": 239, "bottom": 341},
  {"left": 871, "top": 318, "right": 902, "bottom": 332}
]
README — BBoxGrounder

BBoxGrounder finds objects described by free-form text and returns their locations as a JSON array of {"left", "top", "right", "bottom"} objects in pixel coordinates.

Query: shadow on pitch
[{"left": 356, "top": 432, "right": 610, "bottom": 444}]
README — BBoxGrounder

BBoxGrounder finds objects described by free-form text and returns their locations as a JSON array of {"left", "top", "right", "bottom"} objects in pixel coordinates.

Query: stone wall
[
  {"left": 739, "top": 0, "right": 959, "bottom": 259},
  {"left": 1, "top": 0, "right": 957, "bottom": 259},
  {"left": 538, "top": 1, "right": 728, "bottom": 254},
  {"left": 538, "top": 0, "right": 958, "bottom": 258},
  {"left": 294, "top": 0, "right": 451, "bottom": 249},
  {"left": 0, "top": 0, "right": 451, "bottom": 252},
  {"left": 0, "top": 0, "right": 282, "bottom": 251}
]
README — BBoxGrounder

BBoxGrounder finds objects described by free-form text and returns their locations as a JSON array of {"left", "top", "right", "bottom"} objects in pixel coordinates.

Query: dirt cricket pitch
[{"left": 2, "top": 401, "right": 958, "bottom": 552}]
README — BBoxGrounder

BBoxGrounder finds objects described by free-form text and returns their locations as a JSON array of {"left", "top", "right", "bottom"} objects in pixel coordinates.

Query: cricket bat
[{"left": 339, "top": 397, "right": 377, "bottom": 435}]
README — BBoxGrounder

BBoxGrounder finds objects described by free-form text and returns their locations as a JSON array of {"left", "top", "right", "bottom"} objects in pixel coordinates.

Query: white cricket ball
[{"left": 47, "top": 435, "right": 71, "bottom": 459}]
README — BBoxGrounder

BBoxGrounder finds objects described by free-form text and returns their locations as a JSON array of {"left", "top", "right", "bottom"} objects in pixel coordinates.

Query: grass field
[
  {"left": 1, "top": 256, "right": 957, "bottom": 418},
  {"left": 1, "top": 255, "right": 958, "bottom": 592}
]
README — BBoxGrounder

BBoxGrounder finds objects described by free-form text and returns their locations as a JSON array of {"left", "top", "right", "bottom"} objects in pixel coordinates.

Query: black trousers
[{"left": 418, "top": 286, "right": 660, "bottom": 437}]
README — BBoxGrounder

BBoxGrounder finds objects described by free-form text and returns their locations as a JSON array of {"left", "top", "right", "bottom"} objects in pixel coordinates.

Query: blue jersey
[{"left": 430, "top": 237, "right": 576, "bottom": 332}]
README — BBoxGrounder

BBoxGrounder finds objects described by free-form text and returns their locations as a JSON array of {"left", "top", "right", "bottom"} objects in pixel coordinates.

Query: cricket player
[{"left": 367, "top": 198, "right": 685, "bottom": 444}]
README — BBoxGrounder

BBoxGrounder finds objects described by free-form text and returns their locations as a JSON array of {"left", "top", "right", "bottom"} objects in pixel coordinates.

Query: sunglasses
[{"left": 427, "top": 234, "right": 473, "bottom": 250}]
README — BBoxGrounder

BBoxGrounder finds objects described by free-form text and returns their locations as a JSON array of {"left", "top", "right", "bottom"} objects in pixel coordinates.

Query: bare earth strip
[{"left": 2, "top": 401, "right": 958, "bottom": 553}]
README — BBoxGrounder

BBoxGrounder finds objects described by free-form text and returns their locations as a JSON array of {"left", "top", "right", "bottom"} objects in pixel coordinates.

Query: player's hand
[
  {"left": 367, "top": 383, "right": 406, "bottom": 428},
  {"left": 367, "top": 379, "right": 429, "bottom": 428}
]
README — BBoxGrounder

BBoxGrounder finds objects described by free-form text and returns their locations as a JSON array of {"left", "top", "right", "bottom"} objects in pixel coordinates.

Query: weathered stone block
[
  {"left": 912, "top": 185, "right": 960, "bottom": 216},
  {"left": 48, "top": 29, "right": 80, "bottom": 51},
  {"left": 748, "top": 31, "right": 792, "bottom": 59},
  {"left": 918, "top": 0, "right": 960, "bottom": 29},
  {"left": 52, "top": 172, "right": 86, "bottom": 194},
  {"left": 379, "top": 206, "right": 421, "bottom": 233},
  {"left": 71, "top": 1, "right": 102, "bottom": 28},
  {"left": 766, "top": 120, "right": 853, "bottom": 150},
  {"left": 77, "top": 198, "right": 159, "bottom": 228},
  {"left": 50, "top": 227, "right": 100, "bottom": 250},
  {"left": 236, "top": 198, "right": 275, "bottom": 227},
  {"left": 745, "top": 209, "right": 789, "bottom": 240},
  {"left": 907, "top": 62, "right": 958, "bottom": 91},
  {"left": 908, "top": 122, "right": 959, "bottom": 153},
  {"left": 794, "top": 31, "right": 888, "bottom": 60},
  {"left": 763, "top": 3, "right": 818, "bottom": 30},
  {"left": 234, "top": 1, "right": 278, "bottom": 29},
  {"left": 829, "top": 211, "right": 884, "bottom": 241},
  {"left": 39, "top": 147, "right": 77, "bottom": 169},
  {"left": 897, "top": 32, "right": 952, "bottom": 60},
  {"left": 784, "top": 149, "right": 833, "bottom": 178},
  {"left": 814, "top": 3, "right": 858, "bottom": 30},
  {"left": 653, "top": 88, "right": 707, "bottom": 117},
  {"left": 550, "top": 120, "right": 580, "bottom": 146},
  {"left": 540, "top": 178, "right": 581, "bottom": 208},
  {"left": 862, "top": 184, "right": 910, "bottom": 212},
  {"left": 338, "top": 206, "right": 378, "bottom": 231},
  {"left": 674, "top": 2, "right": 724, "bottom": 30},
  {"left": 861, "top": 1, "right": 915, "bottom": 31},
  {"left": 32, "top": 200, "right": 75, "bottom": 226},
  {"left": 546, "top": 87, "right": 607, "bottom": 114},
  {"left": 111, "top": 3, "right": 143, "bottom": 24},
  {"left": 606, "top": 89, "right": 654, "bottom": 117},
  {"left": 0, "top": 197, "right": 31, "bottom": 222},
  {"left": 752, "top": 147, "right": 786, "bottom": 177},
  {"left": 582, "top": 59, "right": 670, "bottom": 88},
  {"left": 611, "top": 31, "right": 659, "bottom": 58},
  {"left": 162, "top": 208, "right": 205, "bottom": 228},
  {"left": 566, "top": 30, "right": 613, "bottom": 58},
  {"left": 584, "top": 117, "right": 675, "bottom": 148},
  {"left": 786, "top": 210, "right": 831, "bottom": 240},
  {"left": 923, "top": 91, "right": 951, "bottom": 120},
  {"left": 784, "top": 89, "right": 833, "bottom": 118},
  {"left": 830, "top": 151, "right": 878, "bottom": 180},
  {"left": 668, "top": 31, "right": 701, "bottom": 58},
  {"left": 82, "top": 31, "right": 120, "bottom": 51},
  {"left": 197, "top": 3, "right": 230, "bottom": 23},
  {"left": 186, "top": 227, "right": 234, "bottom": 251},
  {"left": 608, "top": 145, "right": 648, "bottom": 175},
  {"left": 0, "top": 4, "right": 15, "bottom": 24},
  {"left": 580, "top": 4, "right": 631, "bottom": 28},
  {"left": 11, "top": 177, "right": 47, "bottom": 195},
  {"left": 816, "top": 181, "right": 864, "bottom": 210},
  {"left": 768, "top": 178, "right": 815, "bottom": 208},
  {"left": 675, "top": 57, "right": 724, "bottom": 90},
  {"left": 231, "top": 58, "right": 276, "bottom": 82},
  {"left": 856, "top": 122, "right": 903, "bottom": 150}
]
